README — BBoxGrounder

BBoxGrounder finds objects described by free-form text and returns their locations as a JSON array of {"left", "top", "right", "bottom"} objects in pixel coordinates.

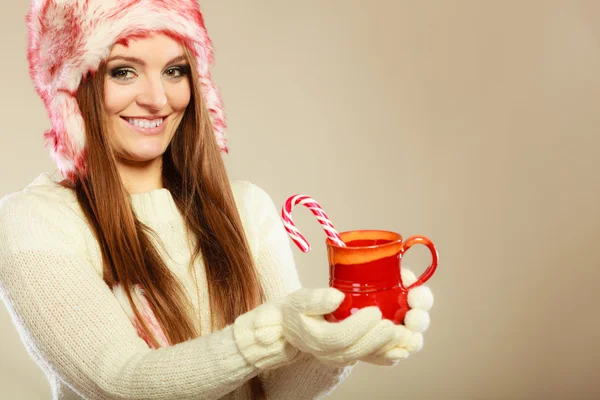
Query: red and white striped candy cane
[{"left": 282, "top": 194, "right": 346, "bottom": 252}]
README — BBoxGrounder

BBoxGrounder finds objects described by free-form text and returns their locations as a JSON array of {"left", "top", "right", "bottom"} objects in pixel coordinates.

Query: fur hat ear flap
[
  {"left": 44, "top": 93, "right": 88, "bottom": 181},
  {"left": 112, "top": 283, "right": 171, "bottom": 349}
]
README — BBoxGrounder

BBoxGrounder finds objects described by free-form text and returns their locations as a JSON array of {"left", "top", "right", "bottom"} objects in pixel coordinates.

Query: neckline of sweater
[{"left": 35, "top": 172, "right": 181, "bottom": 224}]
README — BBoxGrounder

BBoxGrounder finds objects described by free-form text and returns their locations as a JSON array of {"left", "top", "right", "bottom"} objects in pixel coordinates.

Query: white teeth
[{"left": 126, "top": 118, "right": 164, "bottom": 129}]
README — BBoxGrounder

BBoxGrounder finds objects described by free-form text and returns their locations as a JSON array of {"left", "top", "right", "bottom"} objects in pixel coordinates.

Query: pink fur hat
[{"left": 26, "top": 0, "right": 228, "bottom": 181}]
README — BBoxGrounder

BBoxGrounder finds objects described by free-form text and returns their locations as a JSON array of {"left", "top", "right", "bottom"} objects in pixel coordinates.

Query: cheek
[
  {"left": 104, "top": 81, "right": 137, "bottom": 114},
  {"left": 169, "top": 83, "right": 191, "bottom": 111}
]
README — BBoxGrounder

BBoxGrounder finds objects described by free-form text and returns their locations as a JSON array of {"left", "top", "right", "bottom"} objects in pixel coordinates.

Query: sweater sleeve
[
  {"left": 0, "top": 191, "right": 279, "bottom": 400},
  {"left": 246, "top": 182, "right": 354, "bottom": 399}
]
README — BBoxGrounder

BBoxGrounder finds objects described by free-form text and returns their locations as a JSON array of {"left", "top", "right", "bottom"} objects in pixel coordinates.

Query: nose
[{"left": 135, "top": 75, "right": 168, "bottom": 111}]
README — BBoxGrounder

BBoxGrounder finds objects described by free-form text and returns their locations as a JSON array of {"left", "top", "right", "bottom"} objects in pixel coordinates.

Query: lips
[
  {"left": 120, "top": 115, "right": 169, "bottom": 135},
  {"left": 125, "top": 117, "right": 164, "bottom": 129}
]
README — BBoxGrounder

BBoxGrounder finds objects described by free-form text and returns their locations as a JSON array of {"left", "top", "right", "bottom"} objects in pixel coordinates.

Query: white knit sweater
[{"left": 0, "top": 173, "right": 351, "bottom": 400}]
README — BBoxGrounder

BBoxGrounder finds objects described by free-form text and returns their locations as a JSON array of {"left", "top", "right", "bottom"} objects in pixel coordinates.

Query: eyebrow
[{"left": 106, "top": 55, "right": 187, "bottom": 66}]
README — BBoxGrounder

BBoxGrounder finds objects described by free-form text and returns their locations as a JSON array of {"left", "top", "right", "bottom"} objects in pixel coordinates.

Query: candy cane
[{"left": 282, "top": 194, "right": 346, "bottom": 252}]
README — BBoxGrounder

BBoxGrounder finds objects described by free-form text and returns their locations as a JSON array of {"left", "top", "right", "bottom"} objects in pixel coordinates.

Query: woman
[{"left": 0, "top": 1, "right": 433, "bottom": 399}]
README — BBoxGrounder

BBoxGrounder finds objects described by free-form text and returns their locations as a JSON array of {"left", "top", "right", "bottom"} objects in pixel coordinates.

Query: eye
[
  {"left": 164, "top": 65, "right": 190, "bottom": 79},
  {"left": 109, "top": 68, "right": 137, "bottom": 81}
]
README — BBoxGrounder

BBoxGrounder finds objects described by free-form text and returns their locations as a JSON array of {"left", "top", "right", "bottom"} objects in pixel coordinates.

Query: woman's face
[{"left": 104, "top": 34, "right": 191, "bottom": 166}]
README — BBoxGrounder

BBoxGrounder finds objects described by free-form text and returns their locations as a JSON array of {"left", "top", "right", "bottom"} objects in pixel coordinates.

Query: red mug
[{"left": 325, "top": 230, "right": 439, "bottom": 325}]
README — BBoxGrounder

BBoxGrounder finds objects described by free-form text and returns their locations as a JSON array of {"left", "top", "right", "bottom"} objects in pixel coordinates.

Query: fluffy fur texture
[{"left": 27, "top": 0, "right": 228, "bottom": 181}]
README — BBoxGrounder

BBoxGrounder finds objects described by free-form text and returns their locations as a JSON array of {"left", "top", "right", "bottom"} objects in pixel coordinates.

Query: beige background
[{"left": 1, "top": 1, "right": 599, "bottom": 399}]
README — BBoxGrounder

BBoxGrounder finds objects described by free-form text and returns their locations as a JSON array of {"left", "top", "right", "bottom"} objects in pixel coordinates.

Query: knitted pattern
[{"left": 0, "top": 173, "right": 351, "bottom": 400}]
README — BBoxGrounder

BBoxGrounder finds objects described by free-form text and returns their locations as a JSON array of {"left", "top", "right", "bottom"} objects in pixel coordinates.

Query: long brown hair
[{"left": 67, "top": 44, "right": 266, "bottom": 398}]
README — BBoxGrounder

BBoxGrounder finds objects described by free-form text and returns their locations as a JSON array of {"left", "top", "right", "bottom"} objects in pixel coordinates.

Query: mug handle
[{"left": 399, "top": 235, "right": 439, "bottom": 290}]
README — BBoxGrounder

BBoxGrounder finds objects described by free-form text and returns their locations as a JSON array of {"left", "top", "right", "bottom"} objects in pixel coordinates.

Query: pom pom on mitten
[{"left": 360, "top": 268, "right": 435, "bottom": 366}]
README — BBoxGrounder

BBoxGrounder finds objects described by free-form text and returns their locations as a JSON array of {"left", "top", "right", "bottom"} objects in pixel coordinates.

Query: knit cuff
[{"left": 233, "top": 303, "right": 298, "bottom": 370}]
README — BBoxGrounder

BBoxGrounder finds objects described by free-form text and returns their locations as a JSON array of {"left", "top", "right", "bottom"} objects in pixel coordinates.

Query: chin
[
  {"left": 129, "top": 154, "right": 165, "bottom": 163},
  {"left": 118, "top": 146, "right": 168, "bottom": 164},
  {"left": 119, "top": 139, "right": 170, "bottom": 161},
  {"left": 130, "top": 150, "right": 166, "bottom": 162}
]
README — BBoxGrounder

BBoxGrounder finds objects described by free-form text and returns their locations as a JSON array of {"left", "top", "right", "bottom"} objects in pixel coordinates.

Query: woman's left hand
[{"left": 359, "top": 268, "right": 434, "bottom": 366}]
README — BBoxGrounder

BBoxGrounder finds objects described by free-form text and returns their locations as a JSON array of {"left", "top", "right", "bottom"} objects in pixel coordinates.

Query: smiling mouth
[
  {"left": 120, "top": 115, "right": 170, "bottom": 135},
  {"left": 120, "top": 116, "right": 167, "bottom": 129}
]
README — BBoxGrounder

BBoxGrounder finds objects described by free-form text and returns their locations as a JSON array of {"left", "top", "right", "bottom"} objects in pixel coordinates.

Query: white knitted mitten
[
  {"left": 279, "top": 288, "right": 403, "bottom": 367},
  {"left": 233, "top": 301, "right": 300, "bottom": 370},
  {"left": 233, "top": 269, "right": 434, "bottom": 370},
  {"left": 360, "top": 268, "right": 434, "bottom": 366},
  {"left": 116, "top": 269, "right": 433, "bottom": 371}
]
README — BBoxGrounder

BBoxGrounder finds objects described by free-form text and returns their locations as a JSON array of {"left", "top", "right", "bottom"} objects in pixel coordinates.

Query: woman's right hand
[
  {"left": 233, "top": 286, "right": 428, "bottom": 370},
  {"left": 278, "top": 288, "right": 404, "bottom": 367}
]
